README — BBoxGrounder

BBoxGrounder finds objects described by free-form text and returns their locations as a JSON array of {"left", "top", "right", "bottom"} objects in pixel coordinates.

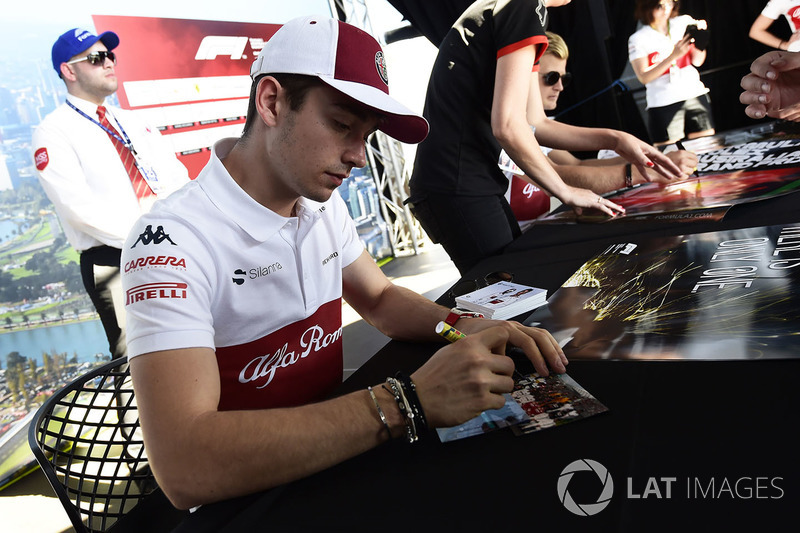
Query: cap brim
[{"left": 321, "top": 78, "right": 429, "bottom": 144}]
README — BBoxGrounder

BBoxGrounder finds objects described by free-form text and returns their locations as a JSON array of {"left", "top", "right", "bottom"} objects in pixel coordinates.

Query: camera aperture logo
[{"left": 557, "top": 459, "right": 614, "bottom": 516}]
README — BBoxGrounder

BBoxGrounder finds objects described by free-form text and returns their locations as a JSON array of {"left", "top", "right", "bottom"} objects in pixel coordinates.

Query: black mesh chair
[{"left": 28, "top": 357, "right": 188, "bottom": 533}]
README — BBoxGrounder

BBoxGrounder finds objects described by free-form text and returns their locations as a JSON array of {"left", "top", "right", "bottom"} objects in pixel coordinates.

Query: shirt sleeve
[
  {"left": 494, "top": 0, "right": 549, "bottom": 65},
  {"left": 122, "top": 212, "right": 217, "bottom": 358},
  {"left": 761, "top": 1, "right": 785, "bottom": 20},
  {"left": 628, "top": 29, "right": 649, "bottom": 61},
  {"left": 330, "top": 190, "right": 364, "bottom": 268}
]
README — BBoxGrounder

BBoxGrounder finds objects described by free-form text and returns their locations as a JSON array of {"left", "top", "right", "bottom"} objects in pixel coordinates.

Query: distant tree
[
  {"left": 22, "top": 314, "right": 30, "bottom": 327},
  {"left": 40, "top": 311, "right": 47, "bottom": 325}
]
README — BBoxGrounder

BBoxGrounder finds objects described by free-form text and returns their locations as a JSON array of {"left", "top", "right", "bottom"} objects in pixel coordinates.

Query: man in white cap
[
  {"left": 33, "top": 28, "right": 189, "bottom": 359},
  {"left": 122, "top": 16, "right": 567, "bottom": 510}
]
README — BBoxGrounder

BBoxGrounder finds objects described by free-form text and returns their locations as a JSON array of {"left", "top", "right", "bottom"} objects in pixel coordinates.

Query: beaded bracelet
[
  {"left": 395, "top": 372, "right": 428, "bottom": 432},
  {"left": 367, "top": 386, "right": 392, "bottom": 440},
  {"left": 385, "top": 377, "right": 419, "bottom": 443}
]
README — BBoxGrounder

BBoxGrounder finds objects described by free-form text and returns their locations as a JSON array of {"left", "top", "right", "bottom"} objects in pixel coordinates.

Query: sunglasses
[
  {"left": 66, "top": 50, "right": 116, "bottom": 66},
  {"left": 542, "top": 71, "right": 573, "bottom": 87},
  {"left": 448, "top": 271, "right": 515, "bottom": 299}
]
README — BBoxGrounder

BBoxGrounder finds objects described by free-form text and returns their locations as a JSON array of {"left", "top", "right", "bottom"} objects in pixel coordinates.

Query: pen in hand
[{"left": 435, "top": 321, "right": 526, "bottom": 380}]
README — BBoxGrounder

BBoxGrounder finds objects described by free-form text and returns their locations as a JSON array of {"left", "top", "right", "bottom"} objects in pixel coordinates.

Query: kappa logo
[
  {"left": 131, "top": 225, "right": 177, "bottom": 248},
  {"left": 34, "top": 148, "right": 49, "bottom": 171}
]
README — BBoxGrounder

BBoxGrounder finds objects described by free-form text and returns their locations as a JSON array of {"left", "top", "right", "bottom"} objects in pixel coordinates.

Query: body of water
[
  {"left": 0, "top": 218, "right": 21, "bottom": 243},
  {"left": 0, "top": 319, "right": 110, "bottom": 366}
]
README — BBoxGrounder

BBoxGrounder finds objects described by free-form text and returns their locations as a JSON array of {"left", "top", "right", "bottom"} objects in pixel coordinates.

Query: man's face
[
  {"left": 269, "top": 83, "right": 380, "bottom": 205},
  {"left": 537, "top": 54, "right": 568, "bottom": 112},
  {"left": 66, "top": 41, "right": 118, "bottom": 102}
]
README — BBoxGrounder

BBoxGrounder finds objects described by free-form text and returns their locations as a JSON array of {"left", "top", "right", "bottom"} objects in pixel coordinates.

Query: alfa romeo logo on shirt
[
  {"left": 375, "top": 51, "right": 388, "bottom": 86},
  {"left": 557, "top": 459, "right": 614, "bottom": 516}
]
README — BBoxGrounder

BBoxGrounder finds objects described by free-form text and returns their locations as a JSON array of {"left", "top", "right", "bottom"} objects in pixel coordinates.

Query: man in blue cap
[{"left": 32, "top": 28, "right": 189, "bottom": 359}]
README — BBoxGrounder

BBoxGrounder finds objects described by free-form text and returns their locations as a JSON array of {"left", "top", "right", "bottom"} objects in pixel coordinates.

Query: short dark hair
[
  {"left": 634, "top": 0, "right": 680, "bottom": 25},
  {"left": 240, "top": 73, "right": 326, "bottom": 139}
]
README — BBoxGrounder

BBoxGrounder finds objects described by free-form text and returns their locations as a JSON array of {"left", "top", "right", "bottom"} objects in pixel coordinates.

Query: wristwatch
[{"left": 444, "top": 307, "right": 485, "bottom": 326}]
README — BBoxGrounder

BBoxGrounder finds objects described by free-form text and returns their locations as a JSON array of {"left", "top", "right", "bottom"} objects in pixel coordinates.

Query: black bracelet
[
  {"left": 624, "top": 163, "right": 633, "bottom": 188},
  {"left": 385, "top": 377, "right": 418, "bottom": 443},
  {"left": 395, "top": 372, "right": 428, "bottom": 433}
]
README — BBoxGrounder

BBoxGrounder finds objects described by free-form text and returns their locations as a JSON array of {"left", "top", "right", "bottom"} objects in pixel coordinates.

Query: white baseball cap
[{"left": 250, "top": 16, "right": 429, "bottom": 144}]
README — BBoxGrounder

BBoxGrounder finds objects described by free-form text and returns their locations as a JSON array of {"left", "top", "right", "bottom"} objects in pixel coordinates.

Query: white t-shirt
[
  {"left": 122, "top": 138, "right": 364, "bottom": 411},
  {"left": 761, "top": 0, "right": 800, "bottom": 51},
  {"left": 628, "top": 15, "right": 709, "bottom": 109}
]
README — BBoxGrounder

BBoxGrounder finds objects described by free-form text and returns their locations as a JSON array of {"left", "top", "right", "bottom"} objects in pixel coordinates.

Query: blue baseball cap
[{"left": 51, "top": 28, "right": 119, "bottom": 75}]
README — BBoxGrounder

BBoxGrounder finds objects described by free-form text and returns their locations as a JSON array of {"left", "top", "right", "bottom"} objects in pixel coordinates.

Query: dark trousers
[
  {"left": 80, "top": 246, "right": 126, "bottom": 359},
  {"left": 409, "top": 193, "right": 521, "bottom": 275}
]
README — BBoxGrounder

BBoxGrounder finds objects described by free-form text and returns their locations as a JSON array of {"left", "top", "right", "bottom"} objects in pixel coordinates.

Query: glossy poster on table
[
  {"left": 523, "top": 223, "right": 800, "bottom": 361},
  {"left": 535, "top": 165, "right": 800, "bottom": 224}
]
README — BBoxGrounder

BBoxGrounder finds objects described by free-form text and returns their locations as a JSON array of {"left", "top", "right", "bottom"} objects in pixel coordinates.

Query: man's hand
[
  {"left": 454, "top": 318, "right": 567, "bottom": 376},
  {"left": 411, "top": 327, "right": 514, "bottom": 428},
  {"left": 740, "top": 51, "right": 800, "bottom": 121}
]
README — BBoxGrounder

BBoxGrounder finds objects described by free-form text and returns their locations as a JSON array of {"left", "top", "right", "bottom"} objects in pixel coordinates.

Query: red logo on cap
[
  {"left": 34, "top": 147, "right": 49, "bottom": 171},
  {"left": 375, "top": 51, "right": 388, "bottom": 86}
]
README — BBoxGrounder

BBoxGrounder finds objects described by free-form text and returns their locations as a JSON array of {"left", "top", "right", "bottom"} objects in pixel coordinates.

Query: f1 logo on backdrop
[{"left": 195, "top": 36, "right": 266, "bottom": 60}]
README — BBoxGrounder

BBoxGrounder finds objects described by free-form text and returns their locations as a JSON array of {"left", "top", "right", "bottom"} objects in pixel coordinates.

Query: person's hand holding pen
[
  {"left": 434, "top": 317, "right": 567, "bottom": 377},
  {"left": 409, "top": 326, "right": 516, "bottom": 428}
]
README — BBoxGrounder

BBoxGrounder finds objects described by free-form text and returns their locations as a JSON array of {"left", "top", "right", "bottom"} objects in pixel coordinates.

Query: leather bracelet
[
  {"left": 624, "top": 163, "right": 633, "bottom": 188},
  {"left": 395, "top": 372, "right": 428, "bottom": 432}
]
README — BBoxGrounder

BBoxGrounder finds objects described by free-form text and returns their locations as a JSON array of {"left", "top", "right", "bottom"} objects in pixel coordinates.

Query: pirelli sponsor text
[{"left": 126, "top": 282, "right": 188, "bottom": 305}]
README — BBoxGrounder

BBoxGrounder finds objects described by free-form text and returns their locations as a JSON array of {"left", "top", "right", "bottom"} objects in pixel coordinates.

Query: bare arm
[
  {"left": 342, "top": 250, "right": 568, "bottom": 376},
  {"left": 492, "top": 47, "right": 623, "bottom": 216},
  {"left": 549, "top": 150, "right": 698, "bottom": 193},
  {"left": 130, "top": 347, "right": 401, "bottom": 509},
  {"left": 749, "top": 14, "right": 786, "bottom": 50}
]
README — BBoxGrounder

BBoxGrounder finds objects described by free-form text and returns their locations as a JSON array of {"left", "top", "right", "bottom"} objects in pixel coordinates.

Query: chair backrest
[{"left": 27, "top": 357, "right": 159, "bottom": 533}]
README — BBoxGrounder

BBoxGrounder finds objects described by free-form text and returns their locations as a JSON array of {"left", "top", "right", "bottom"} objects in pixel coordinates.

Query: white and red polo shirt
[{"left": 122, "top": 138, "right": 364, "bottom": 411}]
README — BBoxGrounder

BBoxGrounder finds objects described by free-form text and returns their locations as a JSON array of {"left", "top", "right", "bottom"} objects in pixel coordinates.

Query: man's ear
[
  {"left": 255, "top": 76, "right": 282, "bottom": 128},
  {"left": 60, "top": 63, "right": 77, "bottom": 82}
]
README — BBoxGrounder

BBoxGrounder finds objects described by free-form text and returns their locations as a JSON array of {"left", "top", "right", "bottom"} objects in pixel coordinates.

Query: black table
[{"left": 174, "top": 226, "right": 800, "bottom": 532}]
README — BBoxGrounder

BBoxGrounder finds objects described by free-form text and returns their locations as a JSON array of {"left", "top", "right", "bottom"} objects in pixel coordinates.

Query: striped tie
[{"left": 96, "top": 105, "right": 154, "bottom": 201}]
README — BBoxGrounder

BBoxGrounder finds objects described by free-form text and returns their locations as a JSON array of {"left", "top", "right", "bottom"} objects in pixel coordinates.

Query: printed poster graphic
[
  {"left": 535, "top": 122, "right": 800, "bottom": 225},
  {"left": 524, "top": 224, "right": 800, "bottom": 361},
  {"left": 535, "top": 166, "right": 800, "bottom": 224}
]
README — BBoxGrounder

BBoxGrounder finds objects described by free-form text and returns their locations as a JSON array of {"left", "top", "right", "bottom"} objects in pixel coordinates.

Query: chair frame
[{"left": 28, "top": 357, "right": 161, "bottom": 533}]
